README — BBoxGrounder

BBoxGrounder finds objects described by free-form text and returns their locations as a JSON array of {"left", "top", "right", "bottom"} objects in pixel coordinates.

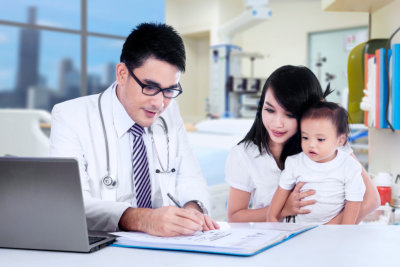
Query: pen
[
  {"left": 167, "top": 193, "right": 204, "bottom": 233},
  {"left": 167, "top": 193, "right": 182, "bottom": 208}
]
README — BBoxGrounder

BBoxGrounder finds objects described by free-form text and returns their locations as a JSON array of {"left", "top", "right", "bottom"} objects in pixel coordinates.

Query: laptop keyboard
[{"left": 89, "top": 236, "right": 106, "bottom": 245}]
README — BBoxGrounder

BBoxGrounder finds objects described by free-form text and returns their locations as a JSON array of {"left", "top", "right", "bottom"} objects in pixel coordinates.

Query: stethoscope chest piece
[
  {"left": 102, "top": 174, "right": 117, "bottom": 189},
  {"left": 98, "top": 89, "right": 175, "bottom": 190},
  {"left": 156, "top": 168, "right": 175, "bottom": 174}
]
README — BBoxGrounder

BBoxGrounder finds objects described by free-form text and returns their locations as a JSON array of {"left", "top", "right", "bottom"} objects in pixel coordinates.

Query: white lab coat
[{"left": 49, "top": 83, "right": 210, "bottom": 231}]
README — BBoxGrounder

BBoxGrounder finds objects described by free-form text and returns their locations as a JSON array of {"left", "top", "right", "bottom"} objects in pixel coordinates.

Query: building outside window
[{"left": 0, "top": 0, "right": 165, "bottom": 111}]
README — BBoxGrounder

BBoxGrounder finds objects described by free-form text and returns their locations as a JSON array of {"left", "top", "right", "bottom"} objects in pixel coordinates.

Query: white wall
[
  {"left": 371, "top": 0, "right": 400, "bottom": 41},
  {"left": 166, "top": 0, "right": 218, "bottom": 36},
  {"left": 166, "top": 0, "right": 368, "bottom": 122},
  {"left": 166, "top": 0, "right": 244, "bottom": 121},
  {"left": 177, "top": 36, "right": 211, "bottom": 122},
  {"left": 240, "top": 1, "right": 368, "bottom": 77}
]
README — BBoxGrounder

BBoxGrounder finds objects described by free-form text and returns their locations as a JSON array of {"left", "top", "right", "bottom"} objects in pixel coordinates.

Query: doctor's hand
[
  {"left": 279, "top": 182, "right": 316, "bottom": 219},
  {"left": 119, "top": 206, "right": 206, "bottom": 237},
  {"left": 183, "top": 203, "right": 220, "bottom": 232}
]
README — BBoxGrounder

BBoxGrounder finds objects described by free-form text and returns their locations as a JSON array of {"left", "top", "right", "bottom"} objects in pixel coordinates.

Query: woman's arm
[
  {"left": 267, "top": 187, "right": 291, "bottom": 222},
  {"left": 350, "top": 153, "right": 380, "bottom": 223},
  {"left": 227, "top": 187, "right": 269, "bottom": 222},
  {"left": 227, "top": 183, "right": 317, "bottom": 222}
]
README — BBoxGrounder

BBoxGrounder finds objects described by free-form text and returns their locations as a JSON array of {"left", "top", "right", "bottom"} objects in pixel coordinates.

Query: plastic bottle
[{"left": 374, "top": 172, "right": 392, "bottom": 205}]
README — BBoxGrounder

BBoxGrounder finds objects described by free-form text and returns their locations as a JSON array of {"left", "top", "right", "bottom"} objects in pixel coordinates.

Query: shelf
[
  {"left": 350, "top": 123, "right": 368, "bottom": 131},
  {"left": 240, "top": 106, "right": 257, "bottom": 118},
  {"left": 322, "top": 0, "right": 394, "bottom": 13}
]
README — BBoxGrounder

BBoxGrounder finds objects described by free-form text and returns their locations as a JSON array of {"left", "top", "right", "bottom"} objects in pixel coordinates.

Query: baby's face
[{"left": 300, "top": 118, "right": 345, "bottom": 163}]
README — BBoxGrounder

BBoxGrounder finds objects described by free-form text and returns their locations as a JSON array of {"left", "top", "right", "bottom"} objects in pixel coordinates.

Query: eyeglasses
[{"left": 125, "top": 65, "right": 182, "bottom": 99}]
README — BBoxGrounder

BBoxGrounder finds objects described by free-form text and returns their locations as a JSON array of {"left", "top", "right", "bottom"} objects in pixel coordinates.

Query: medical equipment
[
  {"left": 148, "top": 116, "right": 176, "bottom": 174},
  {"left": 98, "top": 91, "right": 174, "bottom": 189},
  {"left": 209, "top": 0, "right": 271, "bottom": 118},
  {"left": 98, "top": 91, "right": 116, "bottom": 189}
]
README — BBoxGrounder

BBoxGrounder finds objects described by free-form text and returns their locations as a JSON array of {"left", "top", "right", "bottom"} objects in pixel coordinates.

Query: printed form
[{"left": 111, "top": 222, "right": 317, "bottom": 256}]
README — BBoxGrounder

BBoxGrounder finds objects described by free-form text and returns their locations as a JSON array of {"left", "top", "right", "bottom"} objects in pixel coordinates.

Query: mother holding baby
[{"left": 225, "top": 65, "right": 379, "bottom": 224}]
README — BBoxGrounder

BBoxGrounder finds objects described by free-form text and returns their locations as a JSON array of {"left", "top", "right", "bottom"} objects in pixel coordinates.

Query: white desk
[{"left": 2, "top": 225, "right": 400, "bottom": 267}]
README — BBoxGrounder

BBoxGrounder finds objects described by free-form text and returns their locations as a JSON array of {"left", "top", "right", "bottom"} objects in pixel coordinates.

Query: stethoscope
[
  {"left": 148, "top": 117, "right": 176, "bottom": 174},
  {"left": 98, "top": 90, "right": 175, "bottom": 189}
]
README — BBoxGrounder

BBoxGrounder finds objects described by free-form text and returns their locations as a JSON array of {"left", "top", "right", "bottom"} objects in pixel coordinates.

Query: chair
[{"left": 0, "top": 109, "right": 51, "bottom": 157}]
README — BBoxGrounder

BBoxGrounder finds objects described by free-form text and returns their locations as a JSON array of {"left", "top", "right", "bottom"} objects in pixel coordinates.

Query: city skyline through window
[{"left": 0, "top": 0, "right": 165, "bottom": 111}]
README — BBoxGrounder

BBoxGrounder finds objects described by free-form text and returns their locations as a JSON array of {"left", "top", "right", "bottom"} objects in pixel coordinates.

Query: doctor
[{"left": 50, "top": 23, "right": 219, "bottom": 236}]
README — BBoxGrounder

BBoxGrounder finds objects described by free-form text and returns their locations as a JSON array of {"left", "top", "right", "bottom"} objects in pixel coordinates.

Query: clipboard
[{"left": 110, "top": 222, "right": 317, "bottom": 256}]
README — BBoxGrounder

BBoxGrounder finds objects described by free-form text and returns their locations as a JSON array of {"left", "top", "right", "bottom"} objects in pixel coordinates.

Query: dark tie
[{"left": 129, "top": 124, "right": 152, "bottom": 208}]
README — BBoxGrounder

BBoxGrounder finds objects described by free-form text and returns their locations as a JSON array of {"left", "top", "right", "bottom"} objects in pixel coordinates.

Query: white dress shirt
[
  {"left": 50, "top": 82, "right": 210, "bottom": 231},
  {"left": 225, "top": 142, "right": 281, "bottom": 209}
]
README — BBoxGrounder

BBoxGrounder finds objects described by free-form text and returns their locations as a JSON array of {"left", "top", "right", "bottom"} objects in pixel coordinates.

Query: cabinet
[
  {"left": 239, "top": 93, "right": 261, "bottom": 118},
  {"left": 322, "top": 0, "right": 394, "bottom": 13},
  {"left": 321, "top": 0, "right": 400, "bottom": 178}
]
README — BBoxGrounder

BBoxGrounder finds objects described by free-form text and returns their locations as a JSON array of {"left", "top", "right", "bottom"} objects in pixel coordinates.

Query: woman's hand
[{"left": 279, "top": 182, "right": 316, "bottom": 219}]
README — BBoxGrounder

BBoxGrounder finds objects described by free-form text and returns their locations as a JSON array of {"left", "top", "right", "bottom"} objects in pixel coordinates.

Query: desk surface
[{"left": 2, "top": 225, "right": 400, "bottom": 267}]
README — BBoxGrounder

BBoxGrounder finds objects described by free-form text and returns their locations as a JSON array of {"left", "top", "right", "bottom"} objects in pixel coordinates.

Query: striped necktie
[{"left": 129, "top": 124, "right": 152, "bottom": 208}]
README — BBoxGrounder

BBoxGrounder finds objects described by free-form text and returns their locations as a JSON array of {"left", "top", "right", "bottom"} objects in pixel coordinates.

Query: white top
[
  {"left": 280, "top": 150, "right": 365, "bottom": 224},
  {"left": 50, "top": 82, "right": 210, "bottom": 231},
  {"left": 225, "top": 141, "right": 354, "bottom": 210},
  {"left": 225, "top": 142, "right": 281, "bottom": 209}
]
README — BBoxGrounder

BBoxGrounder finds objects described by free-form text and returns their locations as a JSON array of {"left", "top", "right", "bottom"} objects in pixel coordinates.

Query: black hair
[
  {"left": 239, "top": 65, "right": 324, "bottom": 167},
  {"left": 120, "top": 23, "right": 186, "bottom": 72},
  {"left": 301, "top": 89, "right": 349, "bottom": 144}
]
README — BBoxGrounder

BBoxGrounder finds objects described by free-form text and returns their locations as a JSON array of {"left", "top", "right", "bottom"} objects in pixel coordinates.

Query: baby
[{"left": 268, "top": 100, "right": 365, "bottom": 224}]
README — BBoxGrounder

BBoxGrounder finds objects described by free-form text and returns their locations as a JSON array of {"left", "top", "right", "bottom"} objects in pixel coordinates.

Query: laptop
[{"left": 0, "top": 157, "right": 115, "bottom": 252}]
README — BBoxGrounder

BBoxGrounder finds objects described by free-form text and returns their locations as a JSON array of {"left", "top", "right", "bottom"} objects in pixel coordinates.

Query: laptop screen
[{"left": 0, "top": 157, "right": 96, "bottom": 252}]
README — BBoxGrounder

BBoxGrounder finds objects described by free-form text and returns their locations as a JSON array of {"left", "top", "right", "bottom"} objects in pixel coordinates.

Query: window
[
  {"left": 88, "top": 0, "right": 165, "bottom": 36},
  {"left": 0, "top": 0, "right": 165, "bottom": 111},
  {"left": 87, "top": 36, "right": 123, "bottom": 94},
  {"left": 0, "top": 0, "right": 80, "bottom": 30}
]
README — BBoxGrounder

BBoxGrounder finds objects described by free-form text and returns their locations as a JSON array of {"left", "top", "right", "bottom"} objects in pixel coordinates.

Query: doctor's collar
[{"left": 110, "top": 83, "right": 137, "bottom": 138}]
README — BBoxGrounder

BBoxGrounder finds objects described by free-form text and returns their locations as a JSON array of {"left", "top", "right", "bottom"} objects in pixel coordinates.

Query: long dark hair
[{"left": 239, "top": 65, "right": 324, "bottom": 166}]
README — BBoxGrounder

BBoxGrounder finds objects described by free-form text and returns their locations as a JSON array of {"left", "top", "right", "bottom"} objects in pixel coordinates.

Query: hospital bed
[
  {"left": 187, "top": 118, "right": 254, "bottom": 220},
  {"left": 0, "top": 109, "right": 51, "bottom": 157}
]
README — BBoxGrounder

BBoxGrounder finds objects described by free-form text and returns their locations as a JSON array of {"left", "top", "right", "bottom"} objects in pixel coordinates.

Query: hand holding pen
[
  {"left": 167, "top": 193, "right": 182, "bottom": 208},
  {"left": 167, "top": 193, "right": 205, "bottom": 233}
]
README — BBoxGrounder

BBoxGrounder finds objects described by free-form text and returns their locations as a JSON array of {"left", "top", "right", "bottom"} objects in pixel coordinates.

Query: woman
[{"left": 225, "top": 65, "right": 379, "bottom": 223}]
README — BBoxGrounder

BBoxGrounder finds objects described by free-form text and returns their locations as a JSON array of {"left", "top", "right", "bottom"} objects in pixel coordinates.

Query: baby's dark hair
[{"left": 301, "top": 87, "right": 349, "bottom": 143}]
